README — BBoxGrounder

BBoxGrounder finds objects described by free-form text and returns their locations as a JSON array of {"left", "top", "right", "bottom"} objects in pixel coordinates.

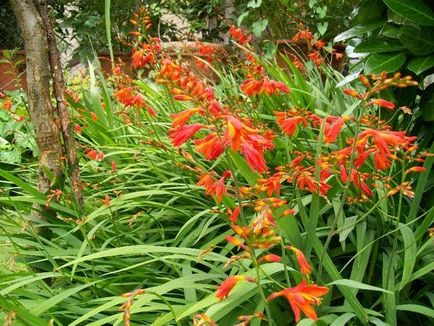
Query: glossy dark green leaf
[
  {"left": 354, "top": 38, "right": 405, "bottom": 53},
  {"left": 399, "top": 25, "right": 434, "bottom": 56},
  {"left": 355, "top": 0, "right": 385, "bottom": 23},
  {"left": 420, "top": 84, "right": 434, "bottom": 121},
  {"left": 381, "top": 23, "right": 402, "bottom": 39},
  {"left": 408, "top": 56, "right": 434, "bottom": 75},
  {"left": 384, "top": 0, "right": 434, "bottom": 26},
  {"left": 364, "top": 52, "right": 406, "bottom": 74},
  {"left": 334, "top": 20, "right": 384, "bottom": 42}
]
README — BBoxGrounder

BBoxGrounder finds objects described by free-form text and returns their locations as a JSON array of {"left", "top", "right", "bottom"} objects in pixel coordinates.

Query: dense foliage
[{"left": 0, "top": 3, "right": 433, "bottom": 326}]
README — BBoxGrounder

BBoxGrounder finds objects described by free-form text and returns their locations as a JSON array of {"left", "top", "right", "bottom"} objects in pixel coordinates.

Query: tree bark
[
  {"left": 9, "top": 0, "right": 63, "bottom": 205},
  {"left": 37, "top": 0, "right": 84, "bottom": 208}
]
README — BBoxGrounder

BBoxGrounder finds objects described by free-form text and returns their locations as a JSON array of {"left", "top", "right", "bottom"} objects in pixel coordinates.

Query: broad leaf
[
  {"left": 383, "top": 0, "right": 434, "bottom": 26},
  {"left": 420, "top": 84, "right": 434, "bottom": 121},
  {"left": 407, "top": 56, "right": 434, "bottom": 75},
  {"left": 354, "top": 38, "right": 405, "bottom": 53},
  {"left": 334, "top": 20, "right": 384, "bottom": 42},
  {"left": 364, "top": 52, "right": 406, "bottom": 73},
  {"left": 399, "top": 25, "right": 434, "bottom": 56}
]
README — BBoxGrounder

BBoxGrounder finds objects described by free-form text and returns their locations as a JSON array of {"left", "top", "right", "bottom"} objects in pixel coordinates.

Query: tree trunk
[
  {"left": 37, "top": 0, "right": 84, "bottom": 208},
  {"left": 9, "top": 0, "right": 63, "bottom": 208}
]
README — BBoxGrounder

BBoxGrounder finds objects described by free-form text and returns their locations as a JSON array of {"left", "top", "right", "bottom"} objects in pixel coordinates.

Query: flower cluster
[
  {"left": 229, "top": 26, "right": 290, "bottom": 97},
  {"left": 158, "top": 58, "right": 275, "bottom": 172}
]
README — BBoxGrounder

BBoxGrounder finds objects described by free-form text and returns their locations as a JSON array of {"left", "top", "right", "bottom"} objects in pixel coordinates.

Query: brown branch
[
  {"left": 37, "top": 0, "right": 84, "bottom": 209},
  {"left": 9, "top": 0, "right": 63, "bottom": 200}
]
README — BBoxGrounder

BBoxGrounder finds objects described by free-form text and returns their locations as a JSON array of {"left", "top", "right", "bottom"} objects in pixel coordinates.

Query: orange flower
[
  {"left": 194, "top": 133, "right": 225, "bottom": 160},
  {"left": 169, "top": 124, "right": 204, "bottom": 147},
  {"left": 343, "top": 88, "right": 361, "bottom": 99},
  {"left": 267, "top": 280, "right": 328, "bottom": 322},
  {"left": 171, "top": 107, "right": 201, "bottom": 128},
  {"left": 225, "top": 235, "right": 248, "bottom": 250},
  {"left": 85, "top": 149, "right": 104, "bottom": 161},
  {"left": 405, "top": 166, "right": 425, "bottom": 174},
  {"left": 369, "top": 98, "right": 395, "bottom": 110},
  {"left": 228, "top": 206, "right": 241, "bottom": 223},
  {"left": 241, "top": 143, "right": 267, "bottom": 173},
  {"left": 275, "top": 111, "right": 308, "bottom": 136},
  {"left": 2, "top": 99, "right": 12, "bottom": 111},
  {"left": 197, "top": 171, "right": 230, "bottom": 202},
  {"left": 240, "top": 77, "right": 289, "bottom": 96},
  {"left": 286, "top": 246, "right": 311, "bottom": 275},
  {"left": 228, "top": 25, "right": 252, "bottom": 45},
  {"left": 257, "top": 254, "right": 281, "bottom": 264},
  {"left": 74, "top": 124, "right": 82, "bottom": 133},
  {"left": 215, "top": 275, "right": 255, "bottom": 300},
  {"left": 104, "top": 194, "right": 110, "bottom": 206},
  {"left": 324, "top": 117, "right": 345, "bottom": 143}
]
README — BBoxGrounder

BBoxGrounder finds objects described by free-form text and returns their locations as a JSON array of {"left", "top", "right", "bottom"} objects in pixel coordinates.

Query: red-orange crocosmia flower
[
  {"left": 257, "top": 254, "right": 281, "bottom": 264},
  {"left": 228, "top": 25, "right": 252, "bottom": 45},
  {"left": 267, "top": 280, "right": 329, "bottom": 322},
  {"left": 104, "top": 194, "right": 110, "bottom": 206},
  {"left": 343, "top": 88, "right": 361, "bottom": 99},
  {"left": 241, "top": 143, "right": 268, "bottom": 173},
  {"left": 324, "top": 117, "right": 345, "bottom": 143},
  {"left": 225, "top": 235, "right": 248, "bottom": 250},
  {"left": 115, "top": 87, "right": 146, "bottom": 108},
  {"left": 215, "top": 275, "right": 255, "bottom": 300},
  {"left": 194, "top": 133, "right": 225, "bottom": 160},
  {"left": 197, "top": 171, "right": 230, "bottom": 202},
  {"left": 405, "top": 166, "right": 425, "bottom": 174},
  {"left": 74, "top": 124, "right": 82, "bottom": 133},
  {"left": 275, "top": 111, "right": 308, "bottom": 136},
  {"left": 111, "top": 160, "right": 117, "bottom": 172},
  {"left": 85, "top": 149, "right": 104, "bottom": 161},
  {"left": 369, "top": 98, "right": 395, "bottom": 110},
  {"left": 2, "top": 99, "right": 12, "bottom": 111},
  {"left": 229, "top": 206, "right": 241, "bottom": 223},
  {"left": 287, "top": 246, "right": 312, "bottom": 275},
  {"left": 171, "top": 107, "right": 201, "bottom": 128},
  {"left": 169, "top": 124, "right": 204, "bottom": 147}
]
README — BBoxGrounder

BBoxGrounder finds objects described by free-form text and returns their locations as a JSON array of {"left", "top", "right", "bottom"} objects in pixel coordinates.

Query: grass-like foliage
[{"left": 0, "top": 18, "right": 433, "bottom": 326}]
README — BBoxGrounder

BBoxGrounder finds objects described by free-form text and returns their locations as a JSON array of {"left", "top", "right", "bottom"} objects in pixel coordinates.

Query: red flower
[
  {"left": 216, "top": 275, "right": 255, "bottom": 300},
  {"left": 324, "top": 117, "right": 345, "bottom": 143},
  {"left": 171, "top": 107, "right": 201, "bottom": 128},
  {"left": 131, "top": 48, "right": 155, "bottom": 69},
  {"left": 241, "top": 143, "right": 268, "bottom": 173},
  {"left": 74, "top": 124, "right": 82, "bottom": 133},
  {"left": 85, "top": 149, "right": 104, "bottom": 161},
  {"left": 194, "top": 133, "right": 225, "bottom": 160},
  {"left": 308, "top": 51, "right": 323, "bottom": 66},
  {"left": 241, "top": 77, "right": 289, "bottom": 96},
  {"left": 287, "top": 246, "right": 311, "bottom": 275},
  {"left": 104, "top": 194, "right": 110, "bottom": 206},
  {"left": 369, "top": 98, "right": 395, "bottom": 110},
  {"left": 228, "top": 206, "right": 241, "bottom": 223},
  {"left": 197, "top": 171, "right": 230, "bottom": 202},
  {"left": 2, "top": 99, "right": 12, "bottom": 111},
  {"left": 225, "top": 235, "right": 248, "bottom": 250},
  {"left": 267, "top": 280, "right": 329, "bottom": 322},
  {"left": 275, "top": 111, "right": 308, "bottom": 136},
  {"left": 343, "top": 88, "right": 362, "bottom": 99},
  {"left": 169, "top": 124, "right": 204, "bottom": 147},
  {"left": 257, "top": 254, "right": 281, "bottom": 264},
  {"left": 115, "top": 87, "right": 146, "bottom": 108},
  {"left": 228, "top": 25, "right": 252, "bottom": 45}
]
